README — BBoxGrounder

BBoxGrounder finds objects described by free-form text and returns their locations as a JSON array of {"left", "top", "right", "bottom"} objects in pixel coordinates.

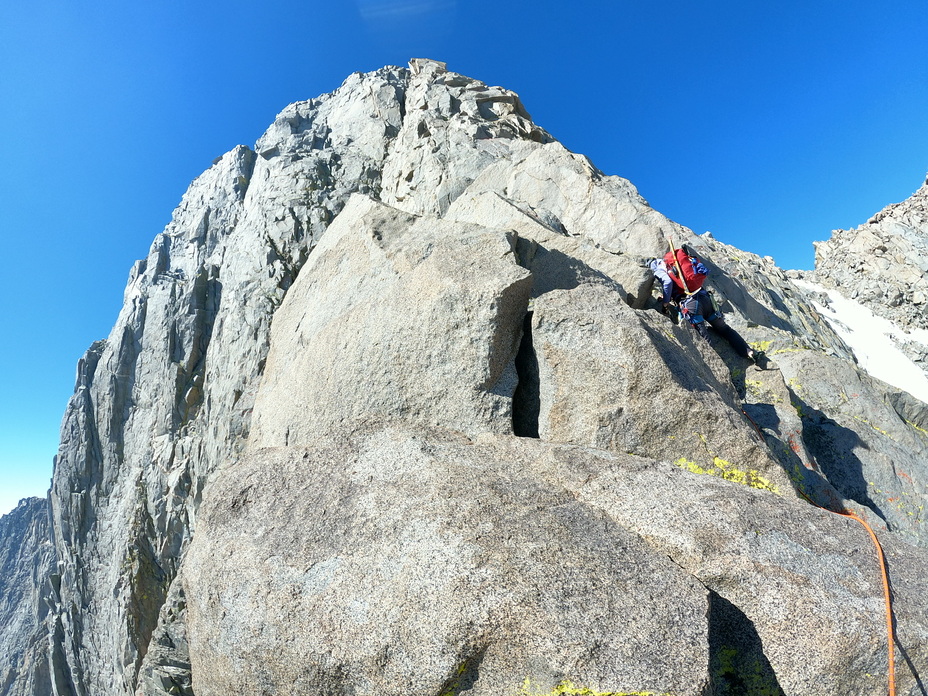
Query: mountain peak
[{"left": 2, "top": 61, "right": 927, "bottom": 696}]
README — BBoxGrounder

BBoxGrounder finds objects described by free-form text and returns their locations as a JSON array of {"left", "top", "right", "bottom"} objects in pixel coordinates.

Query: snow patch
[{"left": 794, "top": 278, "right": 928, "bottom": 403}]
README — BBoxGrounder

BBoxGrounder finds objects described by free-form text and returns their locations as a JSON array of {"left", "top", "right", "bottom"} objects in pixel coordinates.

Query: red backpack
[{"left": 663, "top": 249, "right": 707, "bottom": 293}]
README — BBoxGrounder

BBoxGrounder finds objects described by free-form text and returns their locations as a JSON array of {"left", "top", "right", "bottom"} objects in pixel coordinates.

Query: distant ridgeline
[{"left": 1, "top": 59, "right": 926, "bottom": 696}]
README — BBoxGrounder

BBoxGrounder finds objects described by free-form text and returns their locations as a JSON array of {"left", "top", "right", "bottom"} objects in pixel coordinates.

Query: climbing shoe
[{"left": 750, "top": 350, "right": 771, "bottom": 370}]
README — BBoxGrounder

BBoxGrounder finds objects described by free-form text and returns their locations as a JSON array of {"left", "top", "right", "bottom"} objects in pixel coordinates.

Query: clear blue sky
[{"left": 1, "top": 0, "right": 926, "bottom": 515}]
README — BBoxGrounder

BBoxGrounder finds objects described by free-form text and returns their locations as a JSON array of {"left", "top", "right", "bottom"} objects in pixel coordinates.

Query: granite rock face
[
  {"left": 814, "top": 177, "right": 928, "bottom": 334},
  {"left": 529, "top": 283, "right": 784, "bottom": 484},
  {"left": 45, "top": 64, "right": 411, "bottom": 696},
  {"left": 3, "top": 59, "right": 928, "bottom": 695},
  {"left": 186, "top": 421, "right": 928, "bottom": 696},
  {"left": 186, "top": 429, "right": 713, "bottom": 696},
  {"left": 811, "top": 177, "right": 928, "bottom": 374},
  {"left": 250, "top": 194, "right": 533, "bottom": 447},
  {"left": 0, "top": 498, "right": 55, "bottom": 696}
]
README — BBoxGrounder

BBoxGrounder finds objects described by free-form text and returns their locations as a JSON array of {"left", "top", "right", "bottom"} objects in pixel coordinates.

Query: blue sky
[{"left": 1, "top": 0, "right": 926, "bottom": 515}]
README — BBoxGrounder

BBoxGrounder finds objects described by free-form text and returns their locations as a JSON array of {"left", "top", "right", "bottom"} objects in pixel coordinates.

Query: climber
[{"left": 649, "top": 243, "right": 766, "bottom": 367}]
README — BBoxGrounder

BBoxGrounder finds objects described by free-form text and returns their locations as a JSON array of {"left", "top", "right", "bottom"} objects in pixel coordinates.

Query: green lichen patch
[
  {"left": 769, "top": 347, "right": 807, "bottom": 356},
  {"left": 438, "top": 662, "right": 469, "bottom": 696},
  {"left": 743, "top": 379, "right": 782, "bottom": 404},
  {"left": 712, "top": 645, "right": 785, "bottom": 696},
  {"left": 438, "top": 650, "right": 484, "bottom": 696}
]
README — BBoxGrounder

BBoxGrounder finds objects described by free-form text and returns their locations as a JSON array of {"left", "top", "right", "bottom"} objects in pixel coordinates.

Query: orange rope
[
  {"left": 740, "top": 407, "right": 767, "bottom": 444},
  {"left": 792, "top": 483, "right": 897, "bottom": 695},
  {"left": 686, "top": 248, "right": 896, "bottom": 692},
  {"left": 834, "top": 509, "right": 896, "bottom": 696}
]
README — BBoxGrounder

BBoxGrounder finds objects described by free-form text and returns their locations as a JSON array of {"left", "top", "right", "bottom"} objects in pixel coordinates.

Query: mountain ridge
[
  {"left": 812, "top": 175, "right": 928, "bottom": 374},
  {"left": 1, "top": 58, "right": 926, "bottom": 696}
]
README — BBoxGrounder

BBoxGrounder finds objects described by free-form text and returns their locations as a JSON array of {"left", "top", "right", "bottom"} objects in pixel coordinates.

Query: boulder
[
  {"left": 530, "top": 283, "right": 793, "bottom": 496},
  {"left": 250, "top": 194, "right": 532, "bottom": 447},
  {"left": 774, "top": 349, "right": 928, "bottom": 546},
  {"left": 446, "top": 189, "right": 655, "bottom": 308},
  {"left": 186, "top": 423, "right": 928, "bottom": 696},
  {"left": 186, "top": 426, "right": 712, "bottom": 696},
  {"left": 528, "top": 436, "right": 928, "bottom": 696}
]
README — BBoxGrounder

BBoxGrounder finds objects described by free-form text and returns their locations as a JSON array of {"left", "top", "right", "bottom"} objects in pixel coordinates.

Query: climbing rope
[
  {"left": 740, "top": 409, "right": 896, "bottom": 694},
  {"left": 668, "top": 239, "right": 693, "bottom": 295},
  {"left": 666, "top": 242, "right": 896, "bottom": 692},
  {"left": 790, "top": 487, "right": 897, "bottom": 695},
  {"left": 834, "top": 508, "right": 896, "bottom": 696}
]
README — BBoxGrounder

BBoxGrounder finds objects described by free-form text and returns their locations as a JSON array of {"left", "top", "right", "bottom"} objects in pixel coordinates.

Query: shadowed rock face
[{"left": 3, "top": 58, "right": 928, "bottom": 695}]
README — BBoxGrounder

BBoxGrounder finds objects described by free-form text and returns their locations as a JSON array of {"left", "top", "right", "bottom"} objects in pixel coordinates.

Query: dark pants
[{"left": 680, "top": 290, "right": 751, "bottom": 358}]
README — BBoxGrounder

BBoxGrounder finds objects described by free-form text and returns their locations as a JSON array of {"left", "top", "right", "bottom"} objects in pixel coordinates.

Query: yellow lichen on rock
[
  {"left": 673, "top": 457, "right": 779, "bottom": 494},
  {"left": 518, "top": 678, "right": 674, "bottom": 696}
]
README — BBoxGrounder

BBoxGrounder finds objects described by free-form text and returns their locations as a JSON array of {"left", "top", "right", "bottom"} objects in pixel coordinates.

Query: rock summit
[{"left": 2, "top": 59, "right": 927, "bottom": 696}]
